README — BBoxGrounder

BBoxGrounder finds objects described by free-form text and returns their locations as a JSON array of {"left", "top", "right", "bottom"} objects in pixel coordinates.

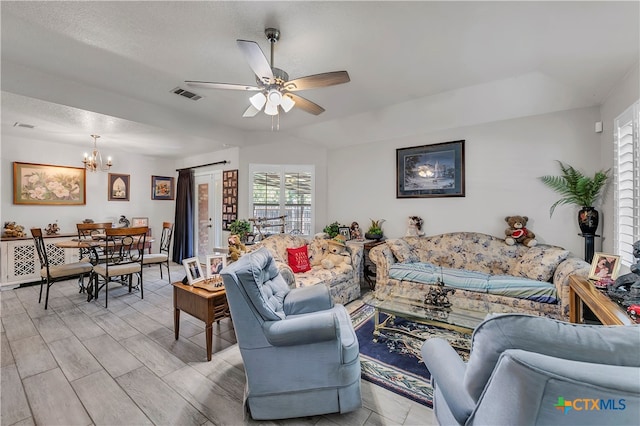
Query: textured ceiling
[{"left": 1, "top": 1, "right": 639, "bottom": 158}]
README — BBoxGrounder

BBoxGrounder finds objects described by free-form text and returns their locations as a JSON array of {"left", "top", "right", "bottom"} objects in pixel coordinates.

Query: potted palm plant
[{"left": 539, "top": 161, "right": 609, "bottom": 234}]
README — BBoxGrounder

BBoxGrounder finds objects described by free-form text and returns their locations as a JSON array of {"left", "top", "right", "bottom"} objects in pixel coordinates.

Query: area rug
[{"left": 350, "top": 303, "right": 472, "bottom": 408}]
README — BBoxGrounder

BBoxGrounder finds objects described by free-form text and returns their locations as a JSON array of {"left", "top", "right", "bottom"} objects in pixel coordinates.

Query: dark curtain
[{"left": 172, "top": 169, "right": 194, "bottom": 263}]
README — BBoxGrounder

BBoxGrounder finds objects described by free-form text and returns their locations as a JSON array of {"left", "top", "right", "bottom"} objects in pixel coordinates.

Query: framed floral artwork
[
  {"left": 13, "top": 162, "right": 86, "bottom": 205},
  {"left": 108, "top": 173, "right": 130, "bottom": 201},
  {"left": 151, "top": 175, "right": 175, "bottom": 200}
]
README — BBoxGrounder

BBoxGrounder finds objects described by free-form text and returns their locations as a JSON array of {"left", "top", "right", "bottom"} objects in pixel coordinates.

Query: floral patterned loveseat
[
  {"left": 246, "top": 234, "right": 363, "bottom": 305},
  {"left": 369, "top": 232, "right": 591, "bottom": 320}
]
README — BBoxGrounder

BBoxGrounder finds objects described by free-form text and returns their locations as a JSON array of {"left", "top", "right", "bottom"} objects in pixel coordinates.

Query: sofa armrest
[
  {"left": 369, "top": 243, "right": 396, "bottom": 288},
  {"left": 553, "top": 256, "right": 591, "bottom": 315},
  {"left": 347, "top": 242, "right": 364, "bottom": 284}
]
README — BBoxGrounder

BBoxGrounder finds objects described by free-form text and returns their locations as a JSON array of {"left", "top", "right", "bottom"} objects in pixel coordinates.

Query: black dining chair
[
  {"left": 142, "top": 222, "right": 173, "bottom": 282},
  {"left": 31, "top": 228, "right": 93, "bottom": 309},
  {"left": 76, "top": 222, "right": 112, "bottom": 264}
]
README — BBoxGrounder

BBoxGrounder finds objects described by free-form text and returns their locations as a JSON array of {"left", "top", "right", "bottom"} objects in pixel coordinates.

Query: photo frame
[
  {"left": 13, "top": 162, "right": 86, "bottom": 205},
  {"left": 131, "top": 217, "right": 149, "bottom": 227},
  {"left": 151, "top": 175, "right": 175, "bottom": 200},
  {"left": 182, "top": 257, "right": 205, "bottom": 285},
  {"left": 397, "top": 140, "right": 465, "bottom": 198},
  {"left": 108, "top": 173, "right": 130, "bottom": 201},
  {"left": 588, "top": 252, "right": 621, "bottom": 287},
  {"left": 205, "top": 254, "right": 227, "bottom": 279},
  {"left": 339, "top": 226, "right": 351, "bottom": 241}
]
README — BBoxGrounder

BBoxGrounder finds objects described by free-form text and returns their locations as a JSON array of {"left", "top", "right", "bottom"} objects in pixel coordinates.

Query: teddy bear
[
  {"left": 405, "top": 216, "right": 425, "bottom": 237},
  {"left": 321, "top": 235, "right": 353, "bottom": 270},
  {"left": 227, "top": 234, "right": 247, "bottom": 262},
  {"left": 504, "top": 215, "right": 537, "bottom": 247},
  {"left": 2, "top": 222, "right": 26, "bottom": 238},
  {"left": 308, "top": 236, "right": 328, "bottom": 268}
]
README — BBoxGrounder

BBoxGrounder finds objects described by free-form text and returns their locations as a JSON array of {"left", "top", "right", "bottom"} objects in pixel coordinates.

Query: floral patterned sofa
[
  {"left": 246, "top": 234, "right": 363, "bottom": 305},
  {"left": 369, "top": 232, "right": 591, "bottom": 320}
]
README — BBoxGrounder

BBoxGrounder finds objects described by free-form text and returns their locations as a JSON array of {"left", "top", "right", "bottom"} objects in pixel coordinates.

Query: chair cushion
[
  {"left": 94, "top": 263, "right": 142, "bottom": 277},
  {"left": 287, "top": 246, "right": 311, "bottom": 273},
  {"left": 142, "top": 253, "right": 168, "bottom": 264},
  {"left": 42, "top": 262, "right": 92, "bottom": 279},
  {"left": 237, "top": 248, "right": 291, "bottom": 321}
]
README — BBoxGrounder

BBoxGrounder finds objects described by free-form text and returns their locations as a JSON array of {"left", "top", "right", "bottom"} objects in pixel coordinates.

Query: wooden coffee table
[
  {"left": 172, "top": 281, "right": 231, "bottom": 361},
  {"left": 568, "top": 275, "right": 634, "bottom": 325}
]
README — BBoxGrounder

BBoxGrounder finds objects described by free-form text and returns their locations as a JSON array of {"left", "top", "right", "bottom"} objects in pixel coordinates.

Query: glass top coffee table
[{"left": 369, "top": 292, "right": 487, "bottom": 344}]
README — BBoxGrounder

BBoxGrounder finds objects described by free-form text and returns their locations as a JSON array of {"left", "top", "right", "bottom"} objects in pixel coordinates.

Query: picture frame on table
[
  {"left": 131, "top": 217, "right": 149, "bottom": 227},
  {"left": 108, "top": 173, "right": 130, "bottom": 201},
  {"left": 13, "top": 162, "right": 86, "bottom": 205},
  {"left": 396, "top": 140, "right": 465, "bottom": 198},
  {"left": 182, "top": 257, "right": 205, "bottom": 285},
  {"left": 588, "top": 252, "right": 621, "bottom": 288},
  {"left": 339, "top": 227, "right": 352, "bottom": 240},
  {"left": 151, "top": 175, "right": 175, "bottom": 200},
  {"left": 205, "top": 255, "right": 227, "bottom": 280}
]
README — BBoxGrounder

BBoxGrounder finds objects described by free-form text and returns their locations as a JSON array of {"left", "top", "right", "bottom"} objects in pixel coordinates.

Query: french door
[{"left": 194, "top": 172, "right": 223, "bottom": 255}]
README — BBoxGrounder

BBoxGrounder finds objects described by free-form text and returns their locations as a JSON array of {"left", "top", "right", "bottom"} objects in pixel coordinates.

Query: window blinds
[{"left": 614, "top": 101, "right": 640, "bottom": 266}]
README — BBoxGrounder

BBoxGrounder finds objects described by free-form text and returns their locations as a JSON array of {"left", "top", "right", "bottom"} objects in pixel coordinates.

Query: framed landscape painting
[
  {"left": 13, "top": 162, "right": 86, "bottom": 205},
  {"left": 151, "top": 175, "right": 175, "bottom": 200},
  {"left": 108, "top": 173, "right": 130, "bottom": 201},
  {"left": 396, "top": 140, "right": 465, "bottom": 198}
]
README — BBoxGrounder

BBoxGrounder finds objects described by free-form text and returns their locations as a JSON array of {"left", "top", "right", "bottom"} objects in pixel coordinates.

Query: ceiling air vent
[
  {"left": 13, "top": 122, "right": 35, "bottom": 129},
  {"left": 171, "top": 87, "right": 202, "bottom": 101}
]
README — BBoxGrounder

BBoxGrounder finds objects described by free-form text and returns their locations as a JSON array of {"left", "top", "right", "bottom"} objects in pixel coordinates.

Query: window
[
  {"left": 249, "top": 164, "right": 314, "bottom": 236},
  {"left": 614, "top": 100, "right": 640, "bottom": 267}
]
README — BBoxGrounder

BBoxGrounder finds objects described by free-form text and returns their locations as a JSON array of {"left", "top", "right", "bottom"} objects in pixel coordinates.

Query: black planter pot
[
  {"left": 578, "top": 207, "right": 599, "bottom": 234},
  {"left": 365, "top": 232, "right": 383, "bottom": 240}
]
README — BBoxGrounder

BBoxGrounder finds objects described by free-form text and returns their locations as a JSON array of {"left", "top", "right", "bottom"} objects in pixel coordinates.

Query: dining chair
[
  {"left": 76, "top": 222, "right": 113, "bottom": 264},
  {"left": 90, "top": 226, "right": 147, "bottom": 308},
  {"left": 142, "top": 222, "right": 173, "bottom": 282},
  {"left": 31, "top": 228, "right": 93, "bottom": 309}
]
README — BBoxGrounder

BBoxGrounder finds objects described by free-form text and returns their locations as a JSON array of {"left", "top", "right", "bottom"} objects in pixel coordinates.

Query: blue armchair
[
  {"left": 220, "top": 247, "right": 362, "bottom": 420},
  {"left": 422, "top": 313, "right": 640, "bottom": 425}
]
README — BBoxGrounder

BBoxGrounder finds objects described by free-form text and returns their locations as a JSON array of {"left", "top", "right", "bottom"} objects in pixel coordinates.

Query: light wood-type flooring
[{"left": 1, "top": 263, "right": 435, "bottom": 425}]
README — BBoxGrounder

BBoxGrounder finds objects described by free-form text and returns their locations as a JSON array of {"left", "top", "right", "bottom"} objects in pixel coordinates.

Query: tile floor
[{"left": 1, "top": 263, "right": 436, "bottom": 426}]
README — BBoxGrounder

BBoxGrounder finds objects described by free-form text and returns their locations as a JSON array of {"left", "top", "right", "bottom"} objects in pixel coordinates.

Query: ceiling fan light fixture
[
  {"left": 249, "top": 92, "right": 267, "bottom": 110},
  {"left": 264, "top": 101, "right": 279, "bottom": 116},
  {"left": 280, "top": 94, "right": 295, "bottom": 112},
  {"left": 267, "top": 89, "right": 282, "bottom": 105}
]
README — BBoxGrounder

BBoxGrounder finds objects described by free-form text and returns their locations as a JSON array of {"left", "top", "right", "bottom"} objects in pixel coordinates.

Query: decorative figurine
[
  {"left": 350, "top": 221, "right": 363, "bottom": 241},
  {"left": 45, "top": 223, "right": 60, "bottom": 235},
  {"left": 118, "top": 215, "right": 130, "bottom": 228},
  {"left": 405, "top": 216, "right": 425, "bottom": 237}
]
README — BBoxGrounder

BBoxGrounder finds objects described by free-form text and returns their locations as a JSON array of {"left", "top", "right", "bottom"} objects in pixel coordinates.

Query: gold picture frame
[{"left": 13, "top": 162, "right": 86, "bottom": 205}]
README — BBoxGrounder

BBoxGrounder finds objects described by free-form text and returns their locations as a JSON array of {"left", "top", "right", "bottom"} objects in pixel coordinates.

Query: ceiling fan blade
[
  {"left": 185, "top": 81, "right": 262, "bottom": 91},
  {"left": 243, "top": 104, "right": 261, "bottom": 118},
  {"left": 237, "top": 40, "right": 274, "bottom": 84},
  {"left": 283, "top": 71, "right": 350, "bottom": 92},
  {"left": 287, "top": 93, "right": 325, "bottom": 115}
]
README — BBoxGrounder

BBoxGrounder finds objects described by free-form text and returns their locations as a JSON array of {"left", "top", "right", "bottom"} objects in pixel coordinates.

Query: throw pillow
[
  {"left": 287, "top": 245, "right": 312, "bottom": 273},
  {"left": 388, "top": 239, "right": 419, "bottom": 263},
  {"left": 512, "top": 246, "right": 570, "bottom": 282}
]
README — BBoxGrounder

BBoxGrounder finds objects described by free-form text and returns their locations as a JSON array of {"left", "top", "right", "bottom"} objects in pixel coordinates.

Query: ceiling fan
[{"left": 185, "top": 28, "right": 350, "bottom": 118}]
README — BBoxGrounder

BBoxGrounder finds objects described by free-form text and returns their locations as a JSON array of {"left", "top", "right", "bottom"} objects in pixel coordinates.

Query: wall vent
[
  {"left": 171, "top": 87, "right": 202, "bottom": 101},
  {"left": 13, "top": 122, "right": 35, "bottom": 129}
]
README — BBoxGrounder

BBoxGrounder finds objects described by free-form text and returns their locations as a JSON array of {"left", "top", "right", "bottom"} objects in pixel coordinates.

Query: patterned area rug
[{"left": 351, "top": 303, "right": 472, "bottom": 408}]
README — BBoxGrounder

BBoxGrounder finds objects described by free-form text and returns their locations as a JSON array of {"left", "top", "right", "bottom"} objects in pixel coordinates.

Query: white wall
[
  {"left": 599, "top": 62, "right": 640, "bottom": 255},
  {"left": 1, "top": 135, "right": 176, "bottom": 251},
  {"left": 327, "top": 106, "right": 603, "bottom": 258}
]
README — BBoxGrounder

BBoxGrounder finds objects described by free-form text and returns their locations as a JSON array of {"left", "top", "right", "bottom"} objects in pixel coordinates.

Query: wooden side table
[
  {"left": 363, "top": 239, "right": 386, "bottom": 290},
  {"left": 568, "top": 275, "right": 634, "bottom": 325},
  {"left": 172, "top": 281, "right": 230, "bottom": 361}
]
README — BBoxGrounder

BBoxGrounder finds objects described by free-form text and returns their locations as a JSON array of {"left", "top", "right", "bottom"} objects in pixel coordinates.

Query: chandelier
[{"left": 82, "top": 134, "right": 112, "bottom": 172}]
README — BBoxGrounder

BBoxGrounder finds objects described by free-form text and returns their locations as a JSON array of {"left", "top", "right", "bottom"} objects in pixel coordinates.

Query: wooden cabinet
[{"left": 0, "top": 233, "right": 79, "bottom": 287}]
